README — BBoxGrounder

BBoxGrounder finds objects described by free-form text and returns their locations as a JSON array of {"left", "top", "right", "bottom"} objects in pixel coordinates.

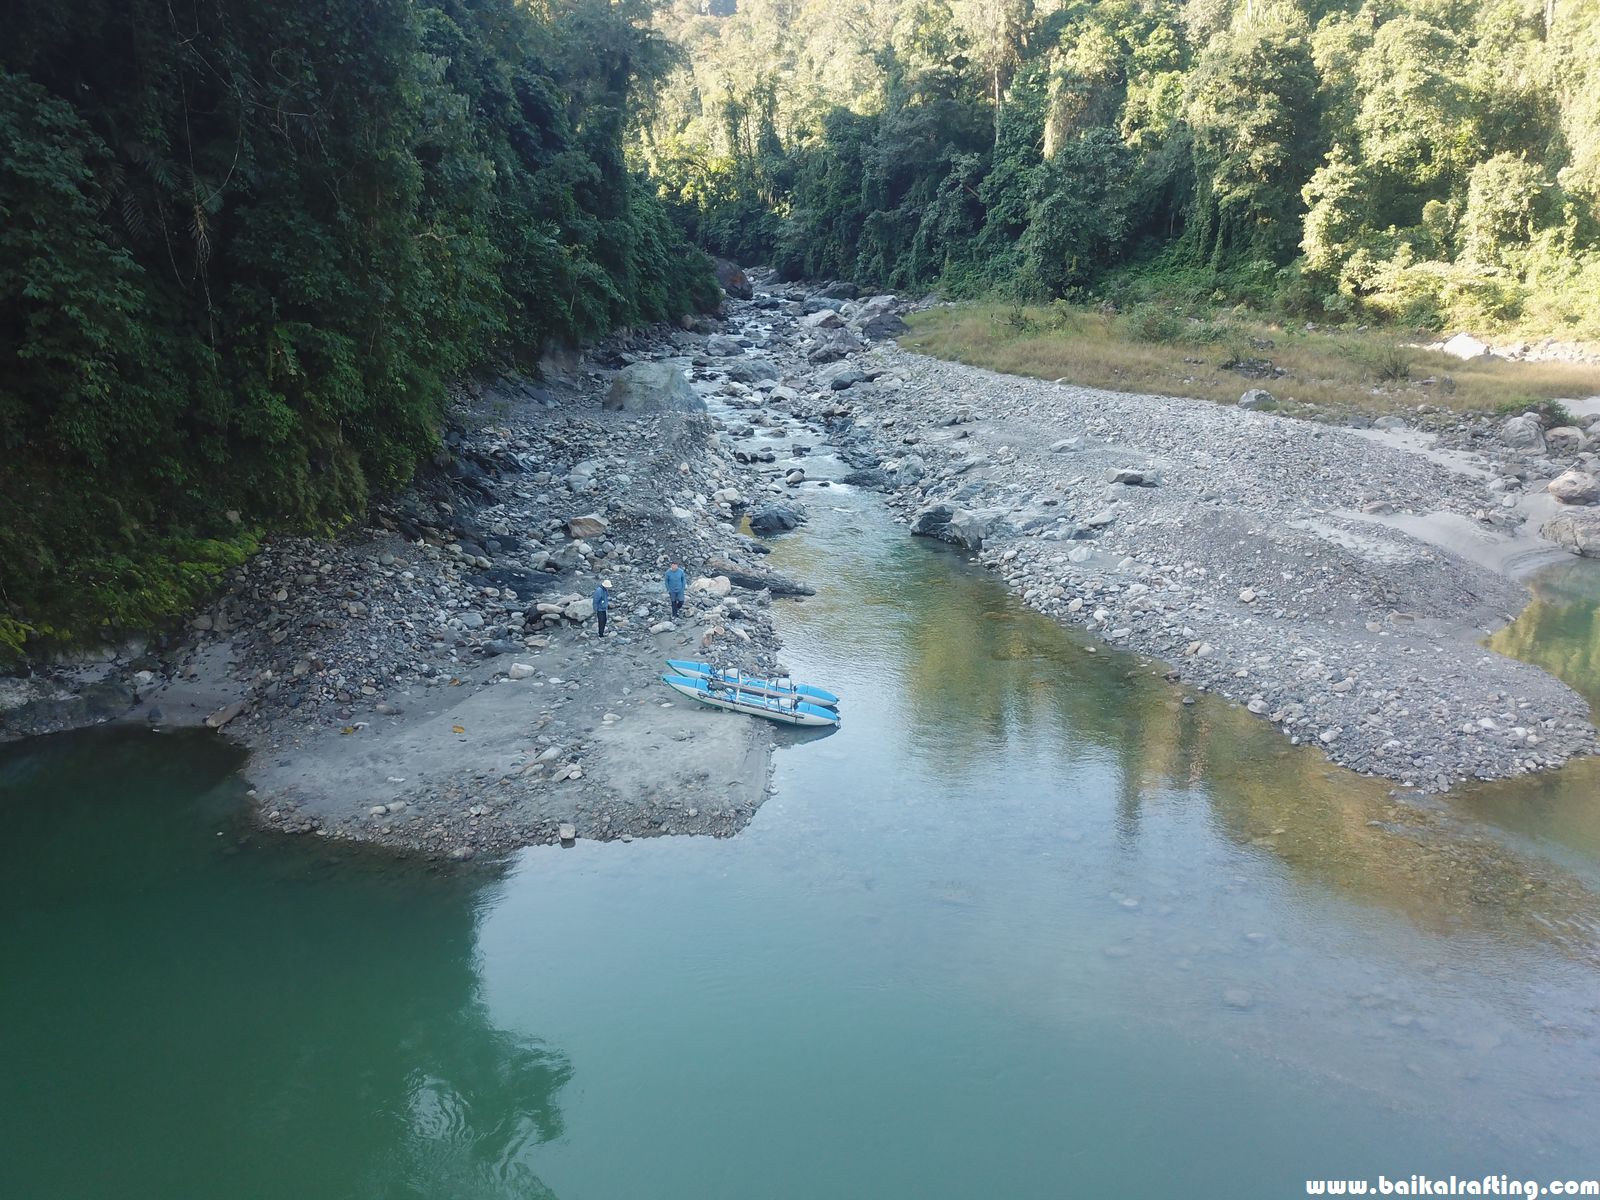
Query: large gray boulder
[
  {"left": 807, "top": 329, "right": 864, "bottom": 364},
  {"left": 1500, "top": 414, "right": 1546, "bottom": 451},
  {"left": 1545, "top": 426, "right": 1590, "bottom": 455},
  {"left": 724, "top": 357, "right": 779, "bottom": 384},
  {"left": 823, "top": 363, "right": 865, "bottom": 391},
  {"left": 603, "top": 363, "right": 705, "bottom": 414},
  {"left": 800, "top": 309, "right": 845, "bottom": 330},
  {"left": 1547, "top": 469, "right": 1600, "bottom": 505},
  {"left": 1542, "top": 509, "right": 1600, "bottom": 557},
  {"left": 1237, "top": 389, "right": 1278, "bottom": 411}
]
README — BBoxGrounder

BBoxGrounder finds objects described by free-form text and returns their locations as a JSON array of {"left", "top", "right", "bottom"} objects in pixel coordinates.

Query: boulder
[
  {"left": 1545, "top": 426, "right": 1589, "bottom": 455},
  {"left": 714, "top": 258, "right": 752, "bottom": 300},
  {"left": 748, "top": 502, "right": 805, "bottom": 534},
  {"left": 1500, "top": 414, "right": 1546, "bottom": 452},
  {"left": 909, "top": 502, "right": 991, "bottom": 550},
  {"left": 1373, "top": 415, "right": 1408, "bottom": 431},
  {"left": 849, "top": 295, "right": 908, "bottom": 339},
  {"left": 1441, "top": 332, "right": 1493, "bottom": 360},
  {"left": 1237, "top": 389, "right": 1278, "bottom": 411},
  {"left": 562, "top": 598, "right": 595, "bottom": 622},
  {"left": 1542, "top": 509, "right": 1600, "bottom": 557},
  {"left": 823, "top": 363, "right": 865, "bottom": 391},
  {"left": 858, "top": 310, "right": 908, "bottom": 339},
  {"left": 840, "top": 468, "right": 894, "bottom": 490},
  {"left": 604, "top": 363, "right": 705, "bottom": 414},
  {"left": 703, "top": 557, "right": 815, "bottom": 596},
  {"left": 725, "top": 357, "right": 779, "bottom": 383},
  {"left": 690, "top": 575, "right": 733, "bottom": 598},
  {"left": 704, "top": 334, "right": 744, "bottom": 356},
  {"left": 1547, "top": 469, "right": 1600, "bottom": 505},
  {"left": 807, "top": 330, "right": 864, "bottom": 364},
  {"left": 564, "top": 513, "right": 608, "bottom": 539},
  {"left": 895, "top": 454, "right": 927, "bottom": 484},
  {"left": 800, "top": 309, "right": 845, "bottom": 330}
]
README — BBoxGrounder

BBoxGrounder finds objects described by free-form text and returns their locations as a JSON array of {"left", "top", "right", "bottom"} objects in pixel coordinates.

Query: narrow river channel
[{"left": 4, "top": 470, "right": 1600, "bottom": 1199}]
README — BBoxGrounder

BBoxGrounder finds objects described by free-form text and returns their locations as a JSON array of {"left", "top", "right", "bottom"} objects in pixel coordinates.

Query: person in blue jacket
[
  {"left": 592, "top": 579, "right": 611, "bottom": 637},
  {"left": 664, "top": 561, "right": 687, "bottom": 618}
]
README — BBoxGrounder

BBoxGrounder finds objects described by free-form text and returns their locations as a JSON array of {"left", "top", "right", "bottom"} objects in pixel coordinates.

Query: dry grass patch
[{"left": 900, "top": 303, "right": 1600, "bottom": 418}]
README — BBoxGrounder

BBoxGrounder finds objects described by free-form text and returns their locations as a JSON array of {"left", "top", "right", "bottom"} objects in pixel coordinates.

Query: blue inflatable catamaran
[{"left": 661, "top": 660, "right": 841, "bottom": 727}]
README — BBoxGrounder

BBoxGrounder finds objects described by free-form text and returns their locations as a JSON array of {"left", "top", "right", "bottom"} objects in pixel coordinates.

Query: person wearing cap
[
  {"left": 592, "top": 579, "right": 612, "bottom": 637},
  {"left": 663, "top": 561, "right": 687, "bottom": 619}
]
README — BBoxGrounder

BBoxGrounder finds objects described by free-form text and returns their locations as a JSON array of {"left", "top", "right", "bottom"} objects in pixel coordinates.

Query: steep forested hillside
[
  {"left": 1, "top": 0, "right": 717, "bottom": 658},
  {"left": 641, "top": 0, "right": 1600, "bottom": 331}
]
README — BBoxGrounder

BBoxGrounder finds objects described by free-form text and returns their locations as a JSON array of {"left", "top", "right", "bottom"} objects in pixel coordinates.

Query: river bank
[
  {"left": 5, "top": 269, "right": 1600, "bottom": 841},
  {"left": 0, "top": 332, "right": 822, "bottom": 855},
  {"left": 703, "top": 274, "right": 1600, "bottom": 794}
]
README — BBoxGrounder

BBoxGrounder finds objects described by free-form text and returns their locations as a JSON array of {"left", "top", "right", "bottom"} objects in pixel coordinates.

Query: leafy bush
[{"left": 1124, "top": 303, "right": 1184, "bottom": 343}]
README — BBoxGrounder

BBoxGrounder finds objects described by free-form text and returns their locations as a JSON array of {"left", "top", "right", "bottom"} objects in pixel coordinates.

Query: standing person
[
  {"left": 592, "top": 579, "right": 611, "bottom": 638},
  {"left": 664, "top": 561, "right": 687, "bottom": 619}
]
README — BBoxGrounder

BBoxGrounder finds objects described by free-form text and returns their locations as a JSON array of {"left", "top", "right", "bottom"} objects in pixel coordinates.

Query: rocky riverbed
[
  {"left": 1, "top": 343, "right": 827, "bottom": 856},
  {"left": 686, "top": 273, "right": 1600, "bottom": 794},
  {"left": 6, "top": 271, "right": 1600, "bottom": 838}
]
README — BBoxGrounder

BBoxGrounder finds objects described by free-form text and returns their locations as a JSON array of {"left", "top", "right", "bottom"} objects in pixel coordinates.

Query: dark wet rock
[
  {"left": 748, "top": 502, "right": 805, "bottom": 535},
  {"left": 714, "top": 258, "right": 752, "bottom": 300},
  {"left": 909, "top": 502, "right": 991, "bottom": 550},
  {"left": 0, "top": 679, "right": 136, "bottom": 738},
  {"left": 841, "top": 468, "right": 895, "bottom": 490}
]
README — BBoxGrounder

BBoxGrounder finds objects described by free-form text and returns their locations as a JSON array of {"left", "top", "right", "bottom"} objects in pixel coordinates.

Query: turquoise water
[{"left": 4, "top": 486, "right": 1600, "bottom": 1199}]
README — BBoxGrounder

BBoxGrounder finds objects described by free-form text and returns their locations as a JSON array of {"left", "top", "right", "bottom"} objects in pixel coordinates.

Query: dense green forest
[
  {"left": 641, "top": 0, "right": 1600, "bottom": 331},
  {"left": 1, "top": 0, "right": 717, "bottom": 659}
]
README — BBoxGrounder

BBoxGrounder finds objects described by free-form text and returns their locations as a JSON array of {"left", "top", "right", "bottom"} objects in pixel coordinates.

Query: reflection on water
[
  {"left": 5, "top": 484, "right": 1600, "bottom": 1198},
  {"left": 0, "top": 730, "right": 569, "bottom": 1200},
  {"left": 772, "top": 501, "right": 1600, "bottom": 965},
  {"left": 1491, "top": 560, "right": 1600, "bottom": 711}
]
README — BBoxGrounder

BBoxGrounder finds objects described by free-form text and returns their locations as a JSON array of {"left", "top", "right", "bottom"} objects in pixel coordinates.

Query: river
[{"left": 4, "top": 468, "right": 1600, "bottom": 1198}]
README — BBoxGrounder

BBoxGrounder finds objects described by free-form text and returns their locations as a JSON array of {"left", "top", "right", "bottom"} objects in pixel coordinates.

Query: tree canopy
[
  {"left": 1, "top": 0, "right": 718, "bottom": 658},
  {"left": 641, "top": 0, "right": 1600, "bottom": 329}
]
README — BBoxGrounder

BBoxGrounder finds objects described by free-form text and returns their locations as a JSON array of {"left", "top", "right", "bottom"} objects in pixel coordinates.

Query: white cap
[{"left": 601, "top": 579, "right": 613, "bottom": 588}]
